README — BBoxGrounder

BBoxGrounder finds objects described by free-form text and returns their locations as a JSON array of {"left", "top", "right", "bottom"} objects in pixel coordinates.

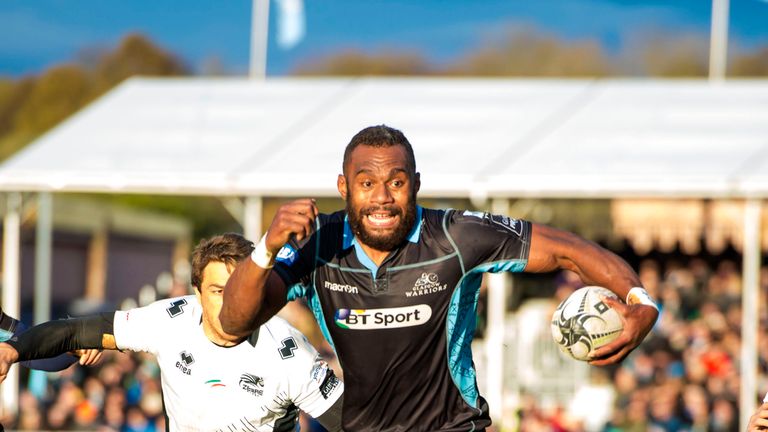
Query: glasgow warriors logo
[{"left": 239, "top": 373, "right": 264, "bottom": 397}]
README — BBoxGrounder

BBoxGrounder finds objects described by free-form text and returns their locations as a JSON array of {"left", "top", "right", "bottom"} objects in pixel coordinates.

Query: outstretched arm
[
  {"left": 221, "top": 199, "right": 317, "bottom": 338},
  {"left": 526, "top": 223, "right": 659, "bottom": 365},
  {"left": 0, "top": 312, "right": 116, "bottom": 383},
  {"left": 0, "top": 312, "right": 102, "bottom": 372}
]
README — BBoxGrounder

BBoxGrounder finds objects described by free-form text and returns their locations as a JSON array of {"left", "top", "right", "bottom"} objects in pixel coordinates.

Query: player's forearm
[
  {"left": 527, "top": 224, "right": 640, "bottom": 298},
  {"left": 221, "top": 259, "right": 274, "bottom": 337},
  {"left": 6, "top": 313, "right": 116, "bottom": 362}
]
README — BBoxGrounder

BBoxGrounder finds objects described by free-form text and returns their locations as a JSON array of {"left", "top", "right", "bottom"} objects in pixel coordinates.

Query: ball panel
[{"left": 550, "top": 286, "right": 624, "bottom": 361}]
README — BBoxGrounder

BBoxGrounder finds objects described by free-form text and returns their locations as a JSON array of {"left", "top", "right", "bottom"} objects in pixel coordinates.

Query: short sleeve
[
  {"left": 286, "top": 332, "right": 344, "bottom": 418},
  {"left": 445, "top": 209, "right": 532, "bottom": 272},
  {"left": 114, "top": 297, "right": 191, "bottom": 354}
]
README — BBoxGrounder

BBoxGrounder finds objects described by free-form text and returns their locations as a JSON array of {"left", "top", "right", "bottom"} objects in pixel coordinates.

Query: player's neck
[
  {"left": 357, "top": 242, "right": 391, "bottom": 266},
  {"left": 202, "top": 319, "right": 243, "bottom": 347}
]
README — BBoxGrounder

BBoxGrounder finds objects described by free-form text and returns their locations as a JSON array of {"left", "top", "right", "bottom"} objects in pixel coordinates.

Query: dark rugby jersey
[{"left": 273, "top": 207, "right": 531, "bottom": 432}]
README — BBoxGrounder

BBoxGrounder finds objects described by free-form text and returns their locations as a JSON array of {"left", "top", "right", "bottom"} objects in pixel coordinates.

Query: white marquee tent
[{"left": 0, "top": 76, "right": 766, "bottom": 427}]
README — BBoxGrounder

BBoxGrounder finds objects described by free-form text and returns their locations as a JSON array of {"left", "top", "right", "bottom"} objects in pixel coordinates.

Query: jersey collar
[{"left": 342, "top": 205, "right": 423, "bottom": 250}]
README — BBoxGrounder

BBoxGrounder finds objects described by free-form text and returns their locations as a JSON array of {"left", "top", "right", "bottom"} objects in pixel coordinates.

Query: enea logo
[
  {"left": 334, "top": 305, "right": 432, "bottom": 330},
  {"left": 275, "top": 244, "right": 297, "bottom": 266}
]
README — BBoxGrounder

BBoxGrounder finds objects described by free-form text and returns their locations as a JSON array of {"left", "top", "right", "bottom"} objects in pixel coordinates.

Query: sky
[{"left": 2, "top": 0, "right": 768, "bottom": 77}]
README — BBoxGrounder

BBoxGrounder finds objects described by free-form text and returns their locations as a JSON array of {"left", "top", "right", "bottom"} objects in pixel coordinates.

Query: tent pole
[
  {"left": 741, "top": 198, "right": 761, "bottom": 430},
  {"left": 244, "top": 196, "right": 263, "bottom": 242},
  {"left": 34, "top": 192, "right": 52, "bottom": 325},
  {"left": 1, "top": 192, "right": 21, "bottom": 416},
  {"left": 486, "top": 198, "right": 509, "bottom": 428}
]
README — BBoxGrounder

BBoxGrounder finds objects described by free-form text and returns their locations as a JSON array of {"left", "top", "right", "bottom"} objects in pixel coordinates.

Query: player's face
[
  {"left": 338, "top": 144, "right": 420, "bottom": 252},
  {"left": 196, "top": 261, "right": 238, "bottom": 345}
]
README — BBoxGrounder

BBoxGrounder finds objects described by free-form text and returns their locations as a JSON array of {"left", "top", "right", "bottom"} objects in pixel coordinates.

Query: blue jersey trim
[
  {"left": 285, "top": 283, "right": 336, "bottom": 352},
  {"left": 445, "top": 259, "right": 528, "bottom": 408},
  {"left": 406, "top": 206, "right": 424, "bottom": 243}
]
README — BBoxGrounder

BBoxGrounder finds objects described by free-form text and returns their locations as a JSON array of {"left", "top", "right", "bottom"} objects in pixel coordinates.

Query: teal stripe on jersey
[
  {"left": 286, "top": 283, "right": 307, "bottom": 301},
  {"left": 445, "top": 259, "right": 527, "bottom": 408},
  {"left": 287, "top": 281, "right": 337, "bottom": 351},
  {"left": 306, "top": 282, "right": 336, "bottom": 352}
]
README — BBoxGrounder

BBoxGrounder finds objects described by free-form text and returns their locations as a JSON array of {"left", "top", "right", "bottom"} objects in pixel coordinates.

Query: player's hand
[
  {"left": 73, "top": 349, "right": 103, "bottom": 366},
  {"left": 0, "top": 342, "right": 19, "bottom": 384},
  {"left": 588, "top": 297, "right": 658, "bottom": 366},
  {"left": 265, "top": 199, "right": 318, "bottom": 254},
  {"left": 749, "top": 402, "right": 768, "bottom": 431}
]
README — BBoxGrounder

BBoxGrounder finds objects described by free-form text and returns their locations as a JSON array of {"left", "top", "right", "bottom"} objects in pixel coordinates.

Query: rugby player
[
  {"left": 0, "top": 233, "right": 343, "bottom": 432},
  {"left": 219, "top": 124, "right": 660, "bottom": 431}
]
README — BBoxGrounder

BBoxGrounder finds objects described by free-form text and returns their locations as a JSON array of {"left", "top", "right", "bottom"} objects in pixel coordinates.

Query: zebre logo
[{"left": 239, "top": 373, "right": 264, "bottom": 397}]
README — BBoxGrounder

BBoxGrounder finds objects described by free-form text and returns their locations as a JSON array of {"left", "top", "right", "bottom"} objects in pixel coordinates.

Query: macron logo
[{"left": 323, "top": 281, "right": 359, "bottom": 294}]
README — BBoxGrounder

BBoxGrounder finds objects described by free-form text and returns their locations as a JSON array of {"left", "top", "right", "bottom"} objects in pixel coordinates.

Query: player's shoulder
[
  {"left": 261, "top": 316, "right": 308, "bottom": 343},
  {"left": 316, "top": 211, "right": 346, "bottom": 241},
  {"left": 446, "top": 209, "right": 528, "bottom": 234},
  {"left": 260, "top": 316, "right": 317, "bottom": 360},
  {"left": 129, "top": 295, "right": 200, "bottom": 323},
  {"left": 319, "top": 210, "right": 345, "bottom": 227}
]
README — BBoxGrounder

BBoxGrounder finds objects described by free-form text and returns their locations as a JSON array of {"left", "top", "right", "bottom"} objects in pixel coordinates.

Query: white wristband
[
  {"left": 251, "top": 234, "right": 274, "bottom": 269},
  {"left": 626, "top": 287, "right": 659, "bottom": 312}
]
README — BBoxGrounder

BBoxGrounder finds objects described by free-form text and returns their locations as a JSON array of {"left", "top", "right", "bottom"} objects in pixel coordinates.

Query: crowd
[
  {"left": 2, "top": 257, "right": 765, "bottom": 431},
  {"left": 518, "top": 258, "right": 768, "bottom": 432}
]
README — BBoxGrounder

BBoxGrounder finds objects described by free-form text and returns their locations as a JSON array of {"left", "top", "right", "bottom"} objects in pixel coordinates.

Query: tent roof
[{"left": 1, "top": 77, "right": 767, "bottom": 199}]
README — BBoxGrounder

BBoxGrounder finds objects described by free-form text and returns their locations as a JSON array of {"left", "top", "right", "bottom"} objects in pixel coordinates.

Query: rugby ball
[{"left": 551, "top": 286, "right": 624, "bottom": 361}]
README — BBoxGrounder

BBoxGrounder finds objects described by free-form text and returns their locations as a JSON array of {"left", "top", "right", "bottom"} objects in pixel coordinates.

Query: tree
[
  {"left": 0, "top": 33, "right": 187, "bottom": 161},
  {"left": 293, "top": 49, "right": 432, "bottom": 76},
  {"left": 446, "top": 29, "right": 612, "bottom": 77}
]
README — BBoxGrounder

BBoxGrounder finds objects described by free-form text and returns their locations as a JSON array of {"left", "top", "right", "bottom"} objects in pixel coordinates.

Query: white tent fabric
[{"left": 1, "top": 77, "right": 767, "bottom": 198}]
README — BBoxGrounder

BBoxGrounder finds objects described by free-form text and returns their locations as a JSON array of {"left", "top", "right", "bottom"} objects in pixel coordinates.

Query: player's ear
[
  {"left": 194, "top": 285, "right": 202, "bottom": 302},
  {"left": 337, "top": 174, "right": 348, "bottom": 201},
  {"left": 414, "top": 172, "right": 421, "bottom": 194}
]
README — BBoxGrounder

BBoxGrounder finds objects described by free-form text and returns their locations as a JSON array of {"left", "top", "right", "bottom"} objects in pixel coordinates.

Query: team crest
[
  {"left": 239, "top": 373, "right": 264, "bottom": 397},
  {"left": 406, "top": 272, "right": 447, "bottom": 297}
]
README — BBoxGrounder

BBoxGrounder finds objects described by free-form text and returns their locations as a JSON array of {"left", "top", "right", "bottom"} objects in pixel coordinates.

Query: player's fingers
[
  {"left": 589, "top": 334, "right": 629, "bottom": 360},
  {"left": 601, "top": 296, "right": 629, "bottom": 315},
  {"left": 80, "top": 349, "right": 102, "bottom": 366},
  {"left": 752, "top": 417, "right": 768, "bottom": 428},
  {"left": 589, "top": 345, "right": 631, "bottom": 366},
  {"left": 279, "top": 216, "right": 314, "bottom": 241},
  {"left": 267, "top": 214, "right": 314, "bottom": 251},
  {"left": 282, "top": 199, "right": 318, "bottom": 220},
  {"left": 289, "top": 212, "right": 317, "bottom": 237}
]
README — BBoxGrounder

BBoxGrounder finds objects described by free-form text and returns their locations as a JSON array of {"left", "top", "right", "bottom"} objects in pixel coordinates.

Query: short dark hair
[
  {"left": 191, "top": 233, "right": 254, "bottom": 288},
  {"left": 343, "top": 125, "right": 416, "bottom": 174}
]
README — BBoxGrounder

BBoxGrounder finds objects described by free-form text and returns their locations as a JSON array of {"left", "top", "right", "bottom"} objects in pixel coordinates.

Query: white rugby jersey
[{"left": 113, "top": 295, "right": 343, "bottom": 432}]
